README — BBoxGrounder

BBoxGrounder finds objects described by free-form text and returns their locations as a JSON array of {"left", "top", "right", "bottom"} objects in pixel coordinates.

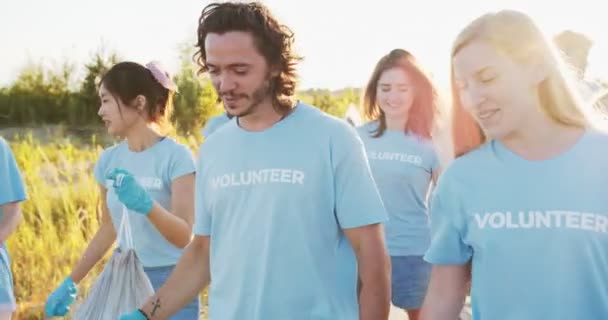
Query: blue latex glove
[
  {"left": 119, "top": 309, "right": 149, "bottom": 320},
  {"left": 45, "top": 276, "right": 78, "bottom": 317},
  {"left": 106, "top": 168, "right": 154, "bottom": 215}
]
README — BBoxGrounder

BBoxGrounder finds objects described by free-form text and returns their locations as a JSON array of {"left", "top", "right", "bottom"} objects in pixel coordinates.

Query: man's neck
[{"left": 238, "top": 99, "right": 293, "bottom": 132}]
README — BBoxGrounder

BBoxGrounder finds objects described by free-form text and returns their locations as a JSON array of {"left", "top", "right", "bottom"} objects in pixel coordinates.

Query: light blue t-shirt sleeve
[
  {"left": 168, "top": 144, "right": 196, "bottom": 180},
  {"left": 332, "top": 123, "right": 388, "bottom": 229},
  {"left": 193, "top": 144, "right": 211, "bottom": 236},
  {"left": 201, "top": 114, "right": 229, "bottom": 139},
  {"left": 0, "top": 138, "right": 27, "bottom": 205},
  {"left": 93, "top": 148, "right": 111, "bottom": 186},
  {"left": 424, "top": 172, "right": 472, "bottom": 264}
]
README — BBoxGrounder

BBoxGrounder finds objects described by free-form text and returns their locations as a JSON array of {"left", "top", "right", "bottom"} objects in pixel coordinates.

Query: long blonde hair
[{"left": 451, "top": 10, "right": 595, "bottom": 157}]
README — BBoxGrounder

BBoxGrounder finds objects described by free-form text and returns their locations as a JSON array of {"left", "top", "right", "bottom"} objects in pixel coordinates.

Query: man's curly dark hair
[{"left": 195, "top": 2, "right": 303, "bottom": 112}]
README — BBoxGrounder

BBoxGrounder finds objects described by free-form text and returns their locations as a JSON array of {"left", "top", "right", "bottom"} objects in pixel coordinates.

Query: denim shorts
[
  {"left": 144, "top": 265, "right": 200, "bottom": 320},
  {"left": 0, "top": 247, "right": 15, "bottom": 313},
  {"left": 390, "top": 255, "right": 431, "bottom": 310}
]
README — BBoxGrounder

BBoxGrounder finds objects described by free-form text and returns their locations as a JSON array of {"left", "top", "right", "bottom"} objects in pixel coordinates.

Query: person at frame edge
[
  {"left": 0, "top": 137, "right": 27, "bottom": 320},
  {"left": 420, "top": 9, "right": 608, "bottom": 320}
]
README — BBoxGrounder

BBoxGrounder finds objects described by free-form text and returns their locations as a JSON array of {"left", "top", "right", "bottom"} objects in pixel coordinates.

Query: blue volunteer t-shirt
[
  {"left": 94, "top": 137, "right": 196, "bottom": 267},
  {"left": 425, "top": 130, "right": 608, "bottom": 319},
  {"left": 357, "top": 121, "right": 439, "bottom": 256},
  {"left": 194, "top": 103, "right": 387, "bottom": 320},
  {"left": 201, "top": 113, "right": 231, "bottom": 139},
  {"left": 0, "top": 137, "right": 27, "bottom": 245}
]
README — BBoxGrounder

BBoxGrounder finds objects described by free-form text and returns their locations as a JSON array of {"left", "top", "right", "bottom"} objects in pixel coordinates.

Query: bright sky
[{"left": 1, "top": 0, "right": 607, "bottom": 91}]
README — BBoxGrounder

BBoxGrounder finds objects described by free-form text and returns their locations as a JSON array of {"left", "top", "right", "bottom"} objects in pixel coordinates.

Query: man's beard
[{"left": 232, "top": 79, "right": 271, "bottom": 118}]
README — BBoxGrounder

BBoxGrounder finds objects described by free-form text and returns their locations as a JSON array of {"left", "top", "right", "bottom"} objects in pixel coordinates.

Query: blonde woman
[{"left": 421, "top": 10, "right": 608, "bottom": 320}]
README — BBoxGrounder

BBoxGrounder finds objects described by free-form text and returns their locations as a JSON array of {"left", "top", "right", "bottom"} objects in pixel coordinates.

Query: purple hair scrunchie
[{"left": 145, "top": 61, "right": 179, "bottom": 93}]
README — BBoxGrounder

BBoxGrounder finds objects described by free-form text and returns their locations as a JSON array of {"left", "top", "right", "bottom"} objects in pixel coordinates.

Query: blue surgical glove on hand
[
  {"left": 119, "top": 309, "right": 149, "bottom": 320},
  {"left": 106, "top": 168, "right": 154, "bottom": 215},
  {"left": 45, "top": 276, "right": 78, "bottom": 317}
]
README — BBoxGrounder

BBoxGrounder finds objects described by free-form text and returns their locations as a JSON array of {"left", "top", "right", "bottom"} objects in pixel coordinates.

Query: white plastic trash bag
[{"left": 72, "top": 206, "right": 154, "bottom": 320}]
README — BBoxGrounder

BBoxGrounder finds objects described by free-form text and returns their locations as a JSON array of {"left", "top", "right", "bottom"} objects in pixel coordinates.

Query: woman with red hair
[{"left": 358, "top": 48, "right": 444, "bottom": 320}]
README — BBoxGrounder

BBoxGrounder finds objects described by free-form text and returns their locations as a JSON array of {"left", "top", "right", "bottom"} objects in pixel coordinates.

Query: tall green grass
[{"left": 5, "top": 133, "right": 204, "bottom": 319}]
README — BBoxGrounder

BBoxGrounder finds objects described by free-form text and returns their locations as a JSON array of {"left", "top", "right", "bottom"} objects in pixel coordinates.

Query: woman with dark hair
[{"left": 45, "top": 61, "right": 199, "bottom": 319}]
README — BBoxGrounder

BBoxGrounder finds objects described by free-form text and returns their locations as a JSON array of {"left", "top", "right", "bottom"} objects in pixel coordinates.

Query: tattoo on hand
[{"left": 151, "top": 298, "right": 161, "bottom": 317}]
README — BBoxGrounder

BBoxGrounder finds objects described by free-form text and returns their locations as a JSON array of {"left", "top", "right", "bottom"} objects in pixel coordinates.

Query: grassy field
[
  {"left": 3, "top": 130, "right": 205, "bottom": 320},
  {"left": 2, "top": 128, "right": 464, "bottom": 320}
]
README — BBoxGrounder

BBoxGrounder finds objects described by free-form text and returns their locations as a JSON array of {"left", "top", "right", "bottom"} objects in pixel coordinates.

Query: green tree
[
  {"left": 172, "top": 43, "right": 221, "bottom": 137},
  {"left": 1, "top": 61, "right": 77, "bottom": 125},
  {"left": 297, "top": 87, "right": 361, "bottom": 118},
  {"left": 74, "top": 48, "right": 120, "bottom": 126}
]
